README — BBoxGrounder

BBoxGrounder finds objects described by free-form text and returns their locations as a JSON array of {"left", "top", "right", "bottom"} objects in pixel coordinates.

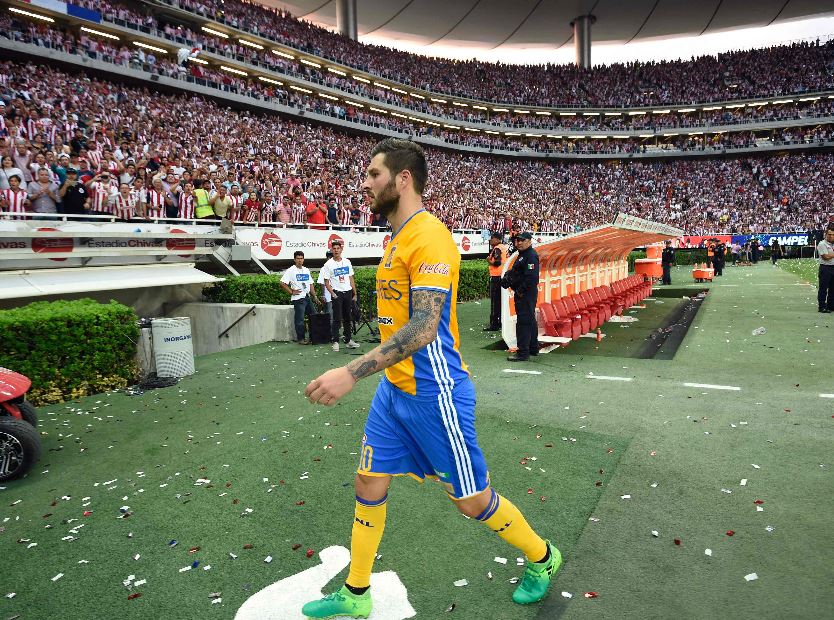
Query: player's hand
[{"left": 305, "top": 367, "right": 356, "bottom": 406}]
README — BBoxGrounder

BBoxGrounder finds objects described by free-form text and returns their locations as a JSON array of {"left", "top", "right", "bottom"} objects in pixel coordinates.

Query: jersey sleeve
[{"left": 408, "top": 231, "right": 459, "bottom": 293}]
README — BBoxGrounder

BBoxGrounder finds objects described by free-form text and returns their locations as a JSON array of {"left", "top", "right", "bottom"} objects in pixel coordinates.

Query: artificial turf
[{"left": 2, "top": 261, "right": 833, "bottom": 620}]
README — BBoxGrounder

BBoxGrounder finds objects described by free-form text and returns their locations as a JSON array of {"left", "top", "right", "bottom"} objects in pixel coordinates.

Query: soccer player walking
[{"left": 303, "top": 139, "right": 560, "bottom": 619}]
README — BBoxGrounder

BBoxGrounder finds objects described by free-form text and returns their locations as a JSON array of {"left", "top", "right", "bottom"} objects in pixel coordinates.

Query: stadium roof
[{"left": 260, "top": 0, "right": 834, "bottom": 51}]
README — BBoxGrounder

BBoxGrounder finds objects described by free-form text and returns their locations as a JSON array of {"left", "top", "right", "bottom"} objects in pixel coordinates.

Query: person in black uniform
[
  {"left": 58, "top": 168, "right": 90, "bottom": 215},
  {"left": 661, "top": 240, "right": 675, "bottom": 285},
  {"left": 713, "top": 241, "right": 725, "bottom": 276},
  {"left": 501, "top": 232, "right": 539, "bottom": 362}
]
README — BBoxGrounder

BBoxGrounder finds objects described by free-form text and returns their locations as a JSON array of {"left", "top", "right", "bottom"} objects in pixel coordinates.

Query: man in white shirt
[
  {"left": 321, "top": 239, "right": 359, "bottom": 351},
  {"left": 280, "top": 251, "right": 321, "bottom": 344},
  {"left": 317, "top": 249, "right": 334, "bottom": 317},
  {"left": 818, "top": 228, "right": 834, "bottom": 313}
]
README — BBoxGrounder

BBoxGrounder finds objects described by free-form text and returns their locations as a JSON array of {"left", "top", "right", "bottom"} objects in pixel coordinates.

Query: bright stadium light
[
  {"left": 272, "top": 50, "right": 295, "bottom": 59},
  {"left": 407, "top": 116, "right": 422, "bottom": 121},
  {"left": 514, "top": 109, "right": 530, "bottom": 114},
  {"left": 547, "top": 135, "right": 563, "bottom": 139},
  {"left": 492, "top": 107, "right": 509, "bottom": 112},
  {"left": 425, "top": 120, "right": 440, "bottom": 126},
  {"left": 535, "top": 111, "right": 551, "bottom": 115},
  {"left": 391, "top": 87, "right": 407, "bottom": 94},
  {"left": 639, "top": 134, "right": 654, "bottom": 138},
  {"left": 290, "top": 85, "right": 313, "bottom": 93},
  {"left": 373, "top": 81, "right": 391, "bottom": 89},
  {"left": 369, "top": 107, "right": 388, "bottom": 114},
  {"left": 560, "top": 112, "right": 577, "bottom": 116},
  {"left": 258, "top": 76, "right": 283, "bottom": 85},
  {"left": 628, "top": 111, "right": 646, "bottom": 115},
  {"left": 652, "top": 109, "right": 671, "bottom": 114},
  {"left": 604, "top": 112, "right": 621, "bottom": 116},
  {"left": 80, "top": 27, "right": 120, "bottom": 40},
  {"left": 772, "top": 99, "right": 794, "bottom": 104},
  {"left": 300, "top": 58, "right": 322, "bottom": 68},
  {"left": 319, "top": 93, "right": 339, "bottom": 101},
  {"left": 485, "top": 130, "right": 500, "bottom": 134},
  {"left": 134, "top": 42, "right": 168, "bottom": 54},
  {"left": 525, "top": 133, "right": 538, "bottom": 137},
  {"left": 505, "top": 132, "right": 521, "bottom": 136},
  {"left": 453, "top": 102, "right": 469, "bottom": 107},
  {"left": 583, "top": 112, "right": 600, "bottom": 116},
  {"left": 410, "top": 93, "right": 425, "bottom": 99},
  {"left": 202, "top": 26, "right": 229, "bottom": 38},
  {"left": 328, "top": 67, "right": 347, "bottom": 76},
  {"left": 702, "top": 105, "right": 723, "bottom": 111},
  {"left": 677, "top": 108, "right": 696, "bottom": 113},
  {"left": 430, "top": 98, "right": 448, "bottom": 103},
  {"left": 220, "top": 65, "right": 247, "bottom": 76},
  {"left": 239, "top": 39, "right": 264, "bottom": 50},
  {"left": 390, "top": 112, "right": 407, "bottom": 118},
  {"left": 465, "top": 128, "right": 481, "bottom": 132},
  {"left": 8, "top": 7, "right": 54, "bottom": 22},
  {"left": 472, "top": 105, "right": 488, "bottom": 110},
  {"left": 725, "top": 103, "right": 745, "bottom": 108},
  {"left": 344, "top": 100, "right": 364, "bottom": 108},
  {"left": 353, "top": 75, "right": 370, "bottom": 83},
  {"left": 443, "top": 124, "right": 460, "bottom": 129},
  {"left": 188, "top": 57, "right": 208, "bottom": 65}
]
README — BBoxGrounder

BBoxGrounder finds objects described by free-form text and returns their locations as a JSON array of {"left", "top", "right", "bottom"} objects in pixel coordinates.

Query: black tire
[
  {"left": 17, "top": 401, "right": 38, "bottom": 428},
  {"left": 0, "top": 417, "right": 42, "bottom": 482}
]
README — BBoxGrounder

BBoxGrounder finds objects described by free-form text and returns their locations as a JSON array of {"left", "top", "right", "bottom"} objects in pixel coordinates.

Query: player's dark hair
[
  {"left": 490, "top": 232, "right": 503, "bottom": 240},
  {"left": 370, "top": 138, "right": 427, "bottom": 195},
  {"left": 294, "top": 251, "right": 304, "bottom": 258}
]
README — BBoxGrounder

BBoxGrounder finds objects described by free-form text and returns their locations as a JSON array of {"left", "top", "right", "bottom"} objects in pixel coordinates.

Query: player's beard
[{"left": 369, "top": 177, "right": 399, "bottom": 217}]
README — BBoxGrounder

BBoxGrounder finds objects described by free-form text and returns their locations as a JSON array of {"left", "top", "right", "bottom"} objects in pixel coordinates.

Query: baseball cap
[
  {"left": 516, "top": 232, "right": 533, "bottom": 240},
  {"left": 66, "top": 168, "right": 78, "bottom": 174}
]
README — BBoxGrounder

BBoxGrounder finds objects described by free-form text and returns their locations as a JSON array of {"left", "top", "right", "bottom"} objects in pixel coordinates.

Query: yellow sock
[
  {"left": 346, "top": 494, "right": 388, "bottom": 589},
  {"left": 478, "top": 488, "right": 547, "bottom": 562}
]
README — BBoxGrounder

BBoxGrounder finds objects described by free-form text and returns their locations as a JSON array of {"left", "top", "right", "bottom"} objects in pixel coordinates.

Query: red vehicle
[{"left": 0, "top": 367, "right": 41, "bottom": 482}]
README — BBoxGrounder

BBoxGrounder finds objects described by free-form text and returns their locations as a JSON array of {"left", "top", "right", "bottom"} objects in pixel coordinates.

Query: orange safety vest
[{"left": 488, "top": 243, "right": 508, "bottom": 276}]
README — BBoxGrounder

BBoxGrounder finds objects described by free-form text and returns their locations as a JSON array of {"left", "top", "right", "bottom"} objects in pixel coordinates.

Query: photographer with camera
[{"left": 501, "top": 232, "right": 540, "bottom": 362}]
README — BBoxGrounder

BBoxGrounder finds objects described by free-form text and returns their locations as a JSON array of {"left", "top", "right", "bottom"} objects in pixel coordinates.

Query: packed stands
[{"left": 1, "top": 57, "right": 831, "bottom": 235}]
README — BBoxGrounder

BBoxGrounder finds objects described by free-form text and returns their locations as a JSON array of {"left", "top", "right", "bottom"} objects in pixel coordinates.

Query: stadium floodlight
[
  {"left": 567, "top": 135, "right": 584, "bottom": 139},
  {"left": 628, "top": 111, "right": 646, "bottom": 115},
  {"left": 300, "top": 58, "right": 321, "bottom": 68},
  {"left": 547, "top": 135, "right": 563, "bottom": 139},
  {"left": 431, "top": 98, "right": 448, "bottom": 103},
  {"left": 391, "top": 87, "right": 407, "bottom": 94},
  {"left": 505, "top": 132, "right": 521, "bottom": 136},
  {"left": 485, "top": 130, "right": 500, "bottom": 135},
  {"left": 702, "top": 105, "right": 723, "bottom": 111},
  {"left": 639, "top": 134, "right": 654, "bottom": 138},
  {"left": 514, "top": 109, "right": 530, "bottom": 114},
  {"left": 613, "top": 135, "right": 629, "bottom": 139},
  {"left": 652, "top": 109, "right": 671, "bottom": 114},
  {"left": 369, "top": 107, "right": 388, "bottom": 113},
  {"left": 472, "top": 105, "right": 488, "bottom": 110},
  {"left": 202, "top": 26, "right": 229, "bottom": 38},
  {"left": 688, "top": 132, "right": 703, "bottom": 136},
  {"left": 771, "top": 99, "right": 793, "bottom": 104},
  {"left": 319, "top": 93, "right": 339, "bottom": 101},
  {"left": 8, "top": 7, "right": 54, "bottom": 21},
  {"left": 239, "top": 39, "right": 264, "bottom": 50},
  {"left": 188, "top": 57, "right": 208, "bottom": 65},
  {"left": 465, "top": 128, "right": 481, "bottom": 132},
  {"left": 560, "top": 112, "right": 577, "bottom": 116},
  {"left": 535, "top": 111, "right": 551, "bottom": 115},
  {"left": 582, "top": 112, "right": 599, "bottom": 116},
  {"left": 453, "top": 102, "right": 469, "bottom": 107},
  {"left": 344, "top": 100, "right": 364, "bottom": 107},
  {"left": 352, "top": 75, "right": 370, "bottom": 83},
  {"left": 407, "top": 116, "right": 422, "bottom": 122},
  {"left": 328, "top": 67, "right": 347, "bottom": 76},
  {"left": 663, "top": 132, "right": 679, "bottom": 137},
  {"left": 492, "top": 108, "right": 509, "bottom": 112},
  {"left": 798, "top": 96, "right": 819, "bottom": 102},
  {"left": 409, "top": 93, "right": 425, "bottom": 99},
  {"left": 258, "top": 76, "right": 283, "bottom": 85},
  {"left": 443, "top": 125, "right": 460, "bottom": 129},
  {"left": 604, "top": 112, "right": 621, "bottom": 116},
  {"left": 80, "top": 27, "right": 119, "bottom": 40},
  {"left": 725, "top": 103, "right": 745, "bottom": 108},
  {"left": 425, "top": 120, "right": 440, "bottom": 126},
  {"left": 290, "top": 85, "right": 312, "bottom": 93},
  {"left": 677, "top": 108, "right": 696, "bottom": 113},
  {"left": 373, "top": 81, "right": 391, "bottom": 89},
  {"left": 134, "top": 42, "right": 168, "bottom": 54},
  {"left": 272, "top": 49, "right": 295, "bottom": 59},
  {"left": 220, "top": 65, "right": 247, "bottom": 76}
]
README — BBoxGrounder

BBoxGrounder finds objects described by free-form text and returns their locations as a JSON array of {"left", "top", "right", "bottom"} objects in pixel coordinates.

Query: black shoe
[
  {"left": 529, "top": 350, "right": 539, "bottom": 357},
  {"left": 507, "top": 353, "right": 529, "bottom": 362},
  {"left": 820, "top": 308, "right": 831, "bottom": 313}
]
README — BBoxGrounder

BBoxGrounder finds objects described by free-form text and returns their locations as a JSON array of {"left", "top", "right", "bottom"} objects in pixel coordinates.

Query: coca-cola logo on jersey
[
  {"left": 166, "top": 228, "right": 197, "bottom": 252},
  {"left": 32, "top": 228, "right": 73, "bottom": 262},
  {"left": 460, "top": 236, "right": 471, "bottom": 251},
  {"left": 260, "top": 232, "right": 283, "bottom": 257},
  {"left": 328, "top": 233, "right": 344, "bottom": 249}
]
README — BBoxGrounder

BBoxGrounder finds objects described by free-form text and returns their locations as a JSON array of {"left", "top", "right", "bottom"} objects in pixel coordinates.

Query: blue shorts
[{"left": 358, "top": 376, "right": 489, "bottom": 499}]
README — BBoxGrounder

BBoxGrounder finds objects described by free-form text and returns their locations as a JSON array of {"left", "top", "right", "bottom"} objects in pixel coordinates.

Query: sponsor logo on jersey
[
  {"left": 418, "top": 262, "right": 450, "bottom": 275},
  {"left": 377, "top": 316, "right": 394, "bottom": 325}
]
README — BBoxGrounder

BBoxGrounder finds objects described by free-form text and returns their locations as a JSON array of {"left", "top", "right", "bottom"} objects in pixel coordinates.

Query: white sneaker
[
  {"left": 332, "top": 341, "right": 340, "bottom": 352},
  {"left": 346, "top": 340, "right": 360, "bottom": 349}
]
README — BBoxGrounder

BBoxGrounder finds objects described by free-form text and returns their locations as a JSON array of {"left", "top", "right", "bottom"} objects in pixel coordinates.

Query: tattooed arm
[{"left": 304, "top": 288, "right": 447, "bottom": 405}]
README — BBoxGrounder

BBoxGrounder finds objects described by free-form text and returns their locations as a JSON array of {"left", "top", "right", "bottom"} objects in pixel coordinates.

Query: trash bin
[{"left": 151, "top": 317, "right": 195, "bottom": 378}]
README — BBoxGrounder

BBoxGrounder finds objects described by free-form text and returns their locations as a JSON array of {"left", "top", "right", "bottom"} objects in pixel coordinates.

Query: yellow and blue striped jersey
[{"left": 376, "top": 210, "right": 469, "bottom": 396}]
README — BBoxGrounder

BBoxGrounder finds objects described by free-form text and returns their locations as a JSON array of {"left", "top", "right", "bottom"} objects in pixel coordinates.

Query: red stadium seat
[
  {"left": 552, "top": 300, "right": 583, "bottom": 340},
  {"left": 539, "top": 303, "right": 577, "bottom": 340}
]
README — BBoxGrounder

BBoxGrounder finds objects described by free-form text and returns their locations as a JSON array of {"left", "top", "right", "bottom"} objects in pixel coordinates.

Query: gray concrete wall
[{"left": 169, "top": 302, "right": 295, "bottom": 356}]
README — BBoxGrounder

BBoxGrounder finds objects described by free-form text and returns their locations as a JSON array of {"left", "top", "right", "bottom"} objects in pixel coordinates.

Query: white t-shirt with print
[
  {"left": 281, "top": 265, "right": 313, "bottom": 301},
  {"left": 321, "top": 257, "right": 354, "bottom": 292}
]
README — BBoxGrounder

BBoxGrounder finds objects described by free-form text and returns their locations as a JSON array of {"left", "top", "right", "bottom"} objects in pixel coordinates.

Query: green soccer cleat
[
  {"left": 302, "top": 585, "right": 372, "bottom": 619},
  {"left": 512, "top": 541, "right": 562, "bottom": 605}
]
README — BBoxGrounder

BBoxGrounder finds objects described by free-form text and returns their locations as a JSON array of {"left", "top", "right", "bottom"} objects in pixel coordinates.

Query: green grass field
[{"left": 3, "top": 261, "right": 833, "bottom": 619}]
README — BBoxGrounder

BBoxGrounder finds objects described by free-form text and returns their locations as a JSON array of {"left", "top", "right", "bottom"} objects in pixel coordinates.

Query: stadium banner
[
  {"left": 673, "top": 232, "right": 817, "bottom": 248},
  {"left": 22, "top": 0, "right": 101, "bottom": 22}
]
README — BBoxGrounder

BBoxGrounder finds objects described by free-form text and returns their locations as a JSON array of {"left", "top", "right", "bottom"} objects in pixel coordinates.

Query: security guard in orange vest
[
  {"left": 706, "top": 240, "right": 715, "bottom": 268},
  {"left": 485, "top": 232, "right": 508, "bottom": 331}
]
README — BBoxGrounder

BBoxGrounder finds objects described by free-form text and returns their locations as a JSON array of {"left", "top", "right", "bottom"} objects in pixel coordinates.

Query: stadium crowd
[
  {"left": 4, "top": 14, "right": 833, "bottom": 158},
  {"left": 89, "top": 0, "right": 834, "bottom": 108},
  {"left": 0, "top": 58, "right": 831, "bottom": 235}
]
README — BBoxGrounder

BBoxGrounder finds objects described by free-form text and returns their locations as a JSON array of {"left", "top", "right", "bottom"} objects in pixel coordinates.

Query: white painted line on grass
[
  {"left": 820, "top": 394, "right": 834, "bottom": 399},
  {"left": 683, "top": 382, "right": 741, "bottom": 391},
  {"left": 587, "top": 375, "right": 633, "bottom": 382},
  {"left": 503, "top": 369, "right": 542, "bottom": 375}
]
